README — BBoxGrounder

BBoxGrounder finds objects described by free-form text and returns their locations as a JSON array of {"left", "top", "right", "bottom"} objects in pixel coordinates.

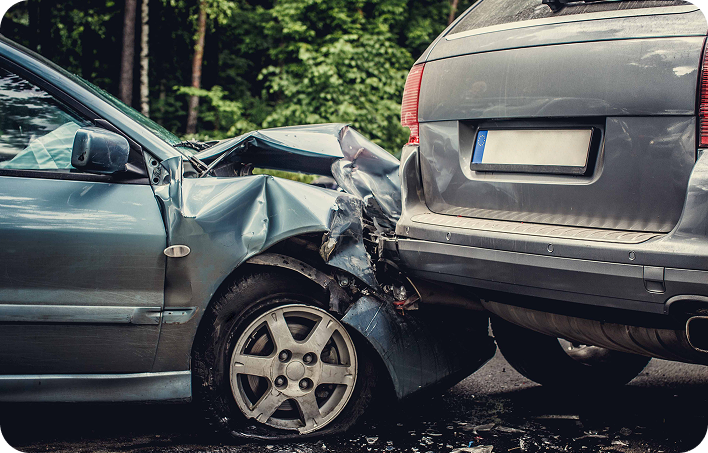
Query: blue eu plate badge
[{"left": 472, "top": 130, "right": 487, "bottom": 163}]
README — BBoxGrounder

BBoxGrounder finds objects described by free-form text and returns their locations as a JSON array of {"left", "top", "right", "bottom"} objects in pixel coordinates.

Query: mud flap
[{"left": 342, "top": 296, "right": 496, "bottom": 400}]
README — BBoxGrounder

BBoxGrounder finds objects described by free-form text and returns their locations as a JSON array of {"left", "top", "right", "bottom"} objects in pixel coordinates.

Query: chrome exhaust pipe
[{"left": 686, "top": 316, "right": 708, "bottom": 353}]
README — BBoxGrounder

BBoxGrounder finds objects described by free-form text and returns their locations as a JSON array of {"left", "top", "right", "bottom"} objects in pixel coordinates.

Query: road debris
[
  {"left": 451, "top": 446, "right": 493, "bottom": 453},
  {"left": 495, "top": 426, "right": 526, "bottom": 434},
  {"left": 467, "top": 423, "right": 495, "bottom": 434},
  {"left": 533, "top": 415, "right": 580, "bottom": 421},
  {"left": 574, "top": 433, "right": 608, "bottom": 440}
]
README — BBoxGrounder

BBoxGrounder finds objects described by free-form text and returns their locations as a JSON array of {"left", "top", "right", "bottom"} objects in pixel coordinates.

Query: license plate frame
[{"left": 470, "top": 128, "right": 595, "bottom": 175}]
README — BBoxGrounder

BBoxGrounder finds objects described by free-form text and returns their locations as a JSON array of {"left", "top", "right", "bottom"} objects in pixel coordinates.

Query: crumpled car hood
[{"left": 195, "top": 124, "right": 401, "bottom": 229}]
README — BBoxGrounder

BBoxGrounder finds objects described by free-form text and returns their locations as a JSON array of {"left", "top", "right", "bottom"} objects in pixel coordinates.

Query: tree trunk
[
  {"left": 448, "top": 0, "right": 460, "bottom": 25},
  {"left": 120, "top": 0, "right": 137, "bottom": 106},
  {"left": 36, "top": 0, "right": 53, "bottom": 57},
  {"left": 27, "top": 0, "right": 40, "bottom": 51},
  {"left": 139, "top": 0, "right": 150, "bottom": 117},
  {"left": 81, "top": 15, "right": 93, "bottom": 80},
  {"left": 186, "top": 0, "right": 207, "bottom": 135}
]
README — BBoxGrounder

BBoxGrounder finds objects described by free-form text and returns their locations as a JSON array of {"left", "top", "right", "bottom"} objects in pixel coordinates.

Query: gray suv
[{"left": 393, "top": 0, "right": 708, "bottom": 386}]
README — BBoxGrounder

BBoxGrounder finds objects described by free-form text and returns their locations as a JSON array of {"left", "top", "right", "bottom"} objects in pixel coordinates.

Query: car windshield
[{"left": 77, "top": 77, "right": 183, "bottom": 146}]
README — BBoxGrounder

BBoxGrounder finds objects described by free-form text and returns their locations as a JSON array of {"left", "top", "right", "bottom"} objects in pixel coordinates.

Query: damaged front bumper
[{"left": 343, "top": 296, "right": 495, "bottom": 400}]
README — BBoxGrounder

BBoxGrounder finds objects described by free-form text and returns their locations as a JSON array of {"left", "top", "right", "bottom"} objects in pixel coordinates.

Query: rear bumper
[
  {"left": 395, "top": 145, "right": 708, "bottom": 317},
  {"left": 394, "top": 237, "right": 708, "bottom": 316}
]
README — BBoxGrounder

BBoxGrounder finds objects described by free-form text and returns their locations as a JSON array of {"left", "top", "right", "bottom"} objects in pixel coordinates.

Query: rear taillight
[
  {"left": 699, "top": 39, "right": 708, "bottom": 148},
  {"left": 401, "top": 64, "right": 425, "bottom": 145}
]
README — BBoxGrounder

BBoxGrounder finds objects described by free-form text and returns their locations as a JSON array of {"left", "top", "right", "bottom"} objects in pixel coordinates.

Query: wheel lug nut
[
  {"left": 278, "top": 350, "right": 291, "bottom": 362},
  {"left": 303, "top": 353, "right": 314, "bottom": 364},
  {"left": 275, "top": 376, "right": 287, "bottom": 387},
  {"left": 299, "top": 379, "right": 310, "bottom": 389}
]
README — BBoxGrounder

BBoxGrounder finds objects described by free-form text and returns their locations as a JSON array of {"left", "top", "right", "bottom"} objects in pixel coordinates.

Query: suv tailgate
[{"left": 416, "top": 1, "right": 707, "bottom": 233}]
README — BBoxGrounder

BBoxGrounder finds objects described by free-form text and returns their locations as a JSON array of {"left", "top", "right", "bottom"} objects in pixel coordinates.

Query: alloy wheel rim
[{"left": 230, "top": 304, "right": 357, "bottom": 434}]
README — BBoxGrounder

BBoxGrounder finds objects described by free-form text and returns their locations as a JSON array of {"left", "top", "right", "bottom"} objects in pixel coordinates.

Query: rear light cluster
[
  {"left": 700, "top": 39, "right": 708, "bottom": 148},
  {"left": 401, "top": 64, "right": 425, "bottom": 145}
]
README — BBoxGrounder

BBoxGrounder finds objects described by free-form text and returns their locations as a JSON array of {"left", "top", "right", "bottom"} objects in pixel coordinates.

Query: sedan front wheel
[{"left": 192, "top": 270, "right": 377, "bottom": 440}]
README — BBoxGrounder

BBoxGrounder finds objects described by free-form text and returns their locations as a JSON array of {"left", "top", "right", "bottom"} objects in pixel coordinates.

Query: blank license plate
[{"left": 470, "top": 129, "right": 593, "bottom": 175}]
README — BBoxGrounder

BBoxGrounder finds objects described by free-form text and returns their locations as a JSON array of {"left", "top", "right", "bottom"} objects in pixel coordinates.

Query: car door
[{"left": 0, "top": 65, "right": 167, "bottom": 374}]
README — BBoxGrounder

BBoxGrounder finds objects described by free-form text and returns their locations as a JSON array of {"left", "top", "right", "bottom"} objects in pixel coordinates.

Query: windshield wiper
[
  {"left": 172, "top": 141, "right": 213, "bottom": 174},
  {"left": 186, "top": 154, "right": 209, "bottom": 174}
]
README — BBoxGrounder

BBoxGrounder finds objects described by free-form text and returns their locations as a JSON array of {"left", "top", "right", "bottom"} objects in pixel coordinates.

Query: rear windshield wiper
[
  {"left": 542, "top": 0, "right": 619, "bottom": 13},
  {"left": 173, "top": 140, "right": 219, "bottom": 152}
]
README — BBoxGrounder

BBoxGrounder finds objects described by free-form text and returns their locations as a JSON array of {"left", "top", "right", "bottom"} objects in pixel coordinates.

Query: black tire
[
  {"left": 491, "top": 316, "right": 651, "bottom": 388},
  {"left": 192, "top": 270, "right": 378, "bottom": 440}
]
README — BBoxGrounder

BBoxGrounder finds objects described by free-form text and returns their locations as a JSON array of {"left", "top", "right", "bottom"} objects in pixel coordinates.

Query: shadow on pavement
[{"left": 2, "top": 353, "right": 707, "bottom": 453}]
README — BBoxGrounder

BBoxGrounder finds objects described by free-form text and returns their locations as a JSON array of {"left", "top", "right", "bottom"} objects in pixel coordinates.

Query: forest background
[{"left": 0, "top": 0, "right": 476, "bottom": 157}]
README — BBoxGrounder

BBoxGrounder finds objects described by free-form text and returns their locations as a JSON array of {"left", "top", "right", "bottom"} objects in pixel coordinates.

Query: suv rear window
[{"left": 450, "top": 0, "right": 691, "bottom": 35}]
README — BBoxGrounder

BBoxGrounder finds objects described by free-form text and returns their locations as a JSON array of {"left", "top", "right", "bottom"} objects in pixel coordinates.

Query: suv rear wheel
[
  {"left": 192, "top": 270, "right": 377, "bottom": 440},
  {"left": 492, "top": 316, "right": 651, "bottom": 388}
]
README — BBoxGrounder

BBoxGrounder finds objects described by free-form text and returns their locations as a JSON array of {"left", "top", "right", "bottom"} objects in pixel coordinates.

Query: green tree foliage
[
  {"left": 260, "top": 33, "right": 411, "bottom": 150},
  {"left": 176, "top": 85, "right": 257, "bottom": 135},
  {"left": 1, "top": 0, "right": 477, "bottom": 154}
]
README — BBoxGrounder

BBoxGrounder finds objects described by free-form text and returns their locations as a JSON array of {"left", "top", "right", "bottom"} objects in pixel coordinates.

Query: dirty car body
[
  {"left": 392, "top": 0, "right": 708, "bottom": 387},
  {"left": 0, "top": 37, "right": 494, "bottom": 438}
]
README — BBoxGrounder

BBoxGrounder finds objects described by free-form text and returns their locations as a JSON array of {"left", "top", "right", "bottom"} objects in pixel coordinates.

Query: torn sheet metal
[
  {"left": 332, "top": 126, "right": 401, "bottom": 229},
  {"left": 342, "top": 296, "right": 496, "bottom": 399},
  {"left": 320, "top": 195, "right": 377, "bottom": 287},
  {"left": 195, "top": 123, "right": 401, "bottom": 230}
]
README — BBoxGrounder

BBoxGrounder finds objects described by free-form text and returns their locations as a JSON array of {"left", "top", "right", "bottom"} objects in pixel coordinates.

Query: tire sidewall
[{"left": 491, "top": 316, "right": 650, "bottom": 388}]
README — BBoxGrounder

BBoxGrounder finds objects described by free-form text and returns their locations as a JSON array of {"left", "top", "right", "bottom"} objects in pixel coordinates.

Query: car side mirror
[{"left": 71, "top": 127, "right": 130, "bottom": 174}]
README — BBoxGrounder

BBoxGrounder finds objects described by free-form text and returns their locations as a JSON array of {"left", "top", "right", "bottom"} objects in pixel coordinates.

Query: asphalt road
[{"left": 2, "top": 348, "right": 707, "bottom": 453}]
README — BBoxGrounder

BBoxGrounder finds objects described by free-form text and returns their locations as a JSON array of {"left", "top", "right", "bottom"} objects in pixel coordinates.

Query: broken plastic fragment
[{"left": 451, "top": 446, "right": 493, "bottom": 453}]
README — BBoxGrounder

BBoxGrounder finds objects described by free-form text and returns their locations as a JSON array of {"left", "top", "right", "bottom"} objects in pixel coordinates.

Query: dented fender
[
  {"left": 156, "top": 156, "right": 377, "bottom": 288},
  {"left": 150, "top": 156, "right": 379, "bottom": 371}
]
